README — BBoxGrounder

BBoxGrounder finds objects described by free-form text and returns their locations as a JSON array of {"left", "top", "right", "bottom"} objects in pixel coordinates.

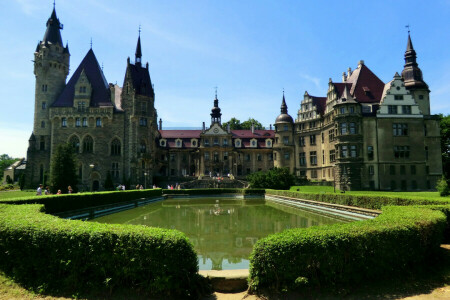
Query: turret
[
  {"left": 401, "top": 33, "right": 430, "bottom": 115},
  {"left": 210, "top": 93, "right": 222, "bottom": 126},
  {"left": 273, "top": 92, "right": 294, "bottom": 172}
]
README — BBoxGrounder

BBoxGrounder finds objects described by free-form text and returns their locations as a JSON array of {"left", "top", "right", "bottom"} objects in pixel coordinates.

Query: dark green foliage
[
  {"left": 247, "top": 168, "right": 295, "bottom": 190},
  {"left": 0, "top": 154, "right": 19, "bottom": 182},
  {"left": 0, "top": 204, "right": 199, "bottom": 297},
  {"left": 50, "top": 144, "right": 78, "bottom": 193},
  {"left": 162, "top": 188, "right": 265, "bottom": 196},
  {"left": 440, "top": 114, "right": 450, "bottom": 179},
  {"left": 5, "top": 175, "right": 13, "bottom": 184},
  {"left": 104, "top": 171, "right": 114, "bottom": 191},
  {"left": 18, "top": 173, "right": 25, "bottom": 190},
  {"left": 437, "top": 176, "right": 450, "bottom": 196},
  {"left": 248, "top": 206, "right": 446, "bottom": 293},
  {"left": 222, "top": 117, "right": 265, "bottom": 130}
]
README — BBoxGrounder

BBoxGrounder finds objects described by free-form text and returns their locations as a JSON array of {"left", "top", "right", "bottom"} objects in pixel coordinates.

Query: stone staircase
[{"left": 180, "top": 178, "right": 249, "bottom": 189}]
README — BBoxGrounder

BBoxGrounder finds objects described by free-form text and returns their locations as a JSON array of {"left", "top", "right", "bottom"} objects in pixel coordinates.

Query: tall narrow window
[
  {"left": 75, "top": 118, "right": 81, "bottom": 127},
  {"left": 140, "top": 141, "right": 146, "bottom": 153},
  {"left": 111, "top": 138, "right": 121, "bottom": 156},
  {"left": 349, "top": 122, "right": 356, "bottom": 134},
  {"left": 340, "top": 123, "right": 347, "bottom": 135},
  {"left": 82, "top": 117, "right": 87, "bottom": 127},
  {"left": 367, "top": 146, "right": 374, "bottom": 161},
  {"left": 42, "top": 102, "right": 46, "bottom": 109},
  {"left": 70, "top": 136, "right": 80, "bottom": 153},
  {"left": 39, "top": 136, "right": 45, "bottom": 150},
  {"left": 96, "top": 117, "right": 102, "bottom": 127},
  {"left": 299, "top": 152, "right": 306, "bottom": 166},
  {"left": 83, "top": 136, "right": 93, "bottom": 153},
  {"left": 61, "top": 117, "right": 67, "bottom": 127},
  {"left": 204, "top": 152, "right": 210, "bottom": 161},
  {"left": 310, "top": 151, "right": 317, "bottom": 165},
  {"left": 41, "top": 121, "right": 45, "bottom": 128},
  {"left": 112, "top": 163, "right": 119, "bottom": 178},
  {"left": 350, "top": 145, "right": 357, "bottom": 157}
]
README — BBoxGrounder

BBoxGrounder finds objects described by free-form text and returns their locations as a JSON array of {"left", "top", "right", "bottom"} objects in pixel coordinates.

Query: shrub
[
  {"left": 436, "top": 176, "right": 450, "bottom": 196},
  {"left": 248, "top": 206, "right": 446, "bottom": 292},
  {"left": 247, "top": 168, "right": 295, "bottom": 190},
  {"left": 162, "top": 188, "right": 265, "bottom": 196},
  {"left": 0, "top": 204, "right": 200, "bottom": 297}
]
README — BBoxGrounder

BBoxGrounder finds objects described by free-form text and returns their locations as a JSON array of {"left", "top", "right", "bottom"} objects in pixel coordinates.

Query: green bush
[
  {"left": 0, "top": 189, "right": 163, "bottom": 214},
  {"left": 0, "top": 204, "right": 200, "bottom": 297},
  {"left": 247, "top": 167, "right": 295, "bottom": 190},
  {"left": 163, "top": 188, "right": 265, "bottom": 196},
  {"left": 436, "top": 176, "right": 450, "bottom": 196},
  {"left": 248, "top": 206, "right": 446, "bottom": 292}
]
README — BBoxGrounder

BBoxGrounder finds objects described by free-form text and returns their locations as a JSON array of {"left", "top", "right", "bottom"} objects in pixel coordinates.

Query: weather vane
[
  {"left": 405, "top": 24, "right": 410, "bottom": 34},
  {"left": 139, "top": 24, "right": 141, "bottom": 36},
  {"left": 90, "top": 38, "right": 92, "bottom": 49},
  {"left": 214, "top": 86, "right": 218, "bottom": 99}
]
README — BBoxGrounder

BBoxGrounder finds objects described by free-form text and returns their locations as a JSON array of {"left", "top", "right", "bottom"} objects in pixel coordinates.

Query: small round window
[
  {"left": 252, "top": 140, "right": 256, "bottom": 146},
  {"left": 177, "top": 140, "right": 181, "bottom": 147},
  {"left": 236, "top": 141, "right": 240, "bottom": 146},
  {"left": 192, "top": 141, "right": 197, "bottom": 147}
]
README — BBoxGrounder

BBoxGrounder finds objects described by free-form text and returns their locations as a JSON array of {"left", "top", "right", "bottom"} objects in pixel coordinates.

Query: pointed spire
[
  {"left": 135, "top": 34, "right": 142, "bottom": 65},
  {"left": 63, "top": 41, "right": 69, "bottom": 54},
  {"left": 280, "top": 91, "right": 287, "bottom": 114},
  {"left": 42, "top": 5, "right": 63, "bottom": 46},
  {"left": 406, "top": 33, "right": 414, "bottom": 52},
  {"left": 401, "top": 32, "right": 427, "bottom": 89}
]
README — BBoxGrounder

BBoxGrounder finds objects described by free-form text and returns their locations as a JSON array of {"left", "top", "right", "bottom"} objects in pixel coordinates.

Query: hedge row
[
  {"left": 249, "top": 205, "right": 446, "bottom": 292},
  {"left": 0, "top": 204, "right": 200, "bottom": 297},
  {"left": 0, "top": 189, "right": 163, "bottom": 214},
  {"left": 266, "top": 189, "right": 450, "bottom": 210},
  {"left": 163, "top": 188, "right": 265, "bottom": 195}
]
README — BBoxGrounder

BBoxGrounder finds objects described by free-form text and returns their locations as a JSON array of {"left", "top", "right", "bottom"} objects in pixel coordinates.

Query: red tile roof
[
  {"left": 346, "top": 64, "right": 384, "bottom": 103},
  {"left": 231, "top": 130, "right": 275, "bottom": 138},
  {"left": 159, "top": 130, "right": 202, "bottom": 138},
  {"left": 311, "top": 96, "right": 327, "bottom": 116}
]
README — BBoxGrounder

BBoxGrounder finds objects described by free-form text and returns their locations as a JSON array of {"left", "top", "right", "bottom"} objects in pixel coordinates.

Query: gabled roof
[
  {"left": 127, "top": 63, "right": 154, "bottom": 97},
  {"left": 333, "top": 83, "right": 353, "bottom": 98},
  {"left": 53, "top": 49, "right": 112, "bottom": 107},
  {"left": 345, "top": 64, "right": 384, "bottom": 103}
]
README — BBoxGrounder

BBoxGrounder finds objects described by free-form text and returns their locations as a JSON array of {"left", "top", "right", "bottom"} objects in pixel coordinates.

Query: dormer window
[
  {"left": 79, "top": 86, "right": 87, "bottom": 93},
  {"left": 191, "top": 139, "right": 198, "bottom": 147},
  {"left": 160, "top": 139, "right": 166, "bottom": 147},
  {"left": 251, "top": 139, "right": 257, "bottom": 147},
  {"left": 176, "top": 139, "right": 182, "bottom": 147},
  {"left": 266, "top": 139, "right": 272, "bottom": 148},
  {"left": 235, "top": 139, "right": 241, "bottom": 147}
]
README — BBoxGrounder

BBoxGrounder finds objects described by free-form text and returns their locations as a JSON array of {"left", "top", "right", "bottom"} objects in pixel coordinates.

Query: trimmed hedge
[
  {"left": 0, "top": 203, "right": 200, "bottom": 297},
  {"left": 163, "top": 188, "right": 265, "bottom": 195},
  {"left": 249, "top": 205, "right": 446, "bottom": 292},
  {"left": 0, "top": 189, "right": 163, "bottom": 214},
  {"left": 266, "top": 189, "right": 450, "bottom": 210}
]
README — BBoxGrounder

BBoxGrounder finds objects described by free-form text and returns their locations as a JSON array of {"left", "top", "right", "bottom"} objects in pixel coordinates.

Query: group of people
[
  {"left": 167, "top": 183, "right": 182, "bottom": 190},
  {"left": 36, "top": 185, "right": 73, "bottom": 195}
]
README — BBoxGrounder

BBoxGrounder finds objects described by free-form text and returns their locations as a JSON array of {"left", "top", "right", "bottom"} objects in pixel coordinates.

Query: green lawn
[
  {"left": 289, "top": 185, "right": 447, "bottom": 200},
  {"left": 0, "top": 190, "right": 37, "bottom": 200}
]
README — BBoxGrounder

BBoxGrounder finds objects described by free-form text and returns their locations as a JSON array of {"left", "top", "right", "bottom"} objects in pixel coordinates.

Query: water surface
[{"left": 93, "top": 198, "right": 345, "bottom": 270}]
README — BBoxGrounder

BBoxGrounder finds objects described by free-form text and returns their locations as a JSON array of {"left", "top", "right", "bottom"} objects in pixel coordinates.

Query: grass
[
  {"left": 0, "top": 190, "right": 36, "bottom": 200},
  {"left": 290, "top": 185, "right": 447, "bottom": 200}
]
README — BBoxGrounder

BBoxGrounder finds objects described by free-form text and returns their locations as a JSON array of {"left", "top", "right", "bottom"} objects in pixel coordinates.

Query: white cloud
[{"left": 299, "top": 73, "right": 322, "bottom": 92}]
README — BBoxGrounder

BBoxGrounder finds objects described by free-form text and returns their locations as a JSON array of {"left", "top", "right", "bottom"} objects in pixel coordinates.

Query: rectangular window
[
  {"left": 224, "top": 152, "right": 228, "bottom": 160},
  {"left": 257, "top": 154, "right": 262, "bottom": 161},
  {"left": 214, "top": 152, "right": 219, "bottom": 162},
  {"left": 367, "top": 146, "right": 374, "bottom": 161},
  {"left": 322, "top": 150, "right": 325, "bottom": 164},
  {"left": 394, "top": 146, "right": 410, "bottom": 158},
  {"left": 139, "top": 117, "right": 147, "bottom": 126},
  {"left": 369, "top": 165, "right": 374, "bottom": 175},
  {"left": 213, "top": 138, "right": 219, "bottom": 146},
  {"left": 402, "top": 105, "right": 411, "bottom": 114},
  {"left": 349, "top": 122, "right": 356, "bottom": 134},
  {"left": 321, "top": 132, "right": 324, "bottom": 143},
  {"left": 394, "top": 95, "right": 404, "bottom": 100},
  {"left": 393, "top": 123, "right": 408, "bottom": 136},
  {"left": 390, "top": 165, "right": 396, "bottom": 175},
  {"left": 96, "top": 117, "right": 102, "bottom": 127},
  {"left": 340, "top": 122, "right": 347, "bottom": 135},
  {"left": 204, "top": 139, "right": 210, "bottom": 146},
  {"left": 310, "top": 151, "right": 317, "bottom": 165},
  {"left": 223, "top": 138, "right": 228, "bottom": 146},
  {"left": 246, "top": 168, "right": 251, "bottom": 175},
  {"left": 283, "top": 125, "right": 288, "bottom": 131},
  {"left": 341, "top": 145, "right": 348, "bottom": 158},
  {"left": 283, "top": 136, "right": 289, "bottom": 145},
  {"left": 350, "top": 145, "right": 357, "bottom": 157},
  {"left": 75, "top": 118, "right": 80, "bottom": 127},
  {"left": 112, "top": 162, "right": 119, "bottom": 178},
  {"left": 328, "top": 129, "right": 334, "bottom": 142},
  {"left": 61, "top": 117, "right": 67, "bottom": 127},
  {"left": 284, "top": 152, "right": 290, "bottom": 161},
  {"left": 309, "top": 135, "right": 316, "bottom": 145},
  {"left": 82, "top": 117, "right": 87, "bottom": 127},
  {"left": 299, "top": 136, "right": 305, "bottom": 146},
  {"left": 244, "top": 154, "right": 250, "bottom": 161},
  {"left": 329, "top": 150, "right": 335, "bottom": 162},
  {"left": 340, "top": 107, "right": 345, "bottom": 114},
  {"left": 79, "top": 86, "right": 86, "bottom": 93},
  {"left": 41, "top": 84, "right": 47, "bottom": 92},
  {"left": 268, "top": 153, "right": 273, "bottom": 161},
  {"left": 204, "top": 152, "right": 210, "bottom": 161},
  {"left": 388, "top": 105, "right": 398, "bottom": 114},
  {"left": 411, "top": 165, "right": 416, "bottom": 175},
  {"left": 311, "top": 170, "right": 318, "bottom": 178},
  {"left": 299, "top": 152, "right": 306, "bottom": 166},
  {"left": 350, "top": 107, "right": 355, "bottom": 113},
  {"left": 42, "top": 102, "right": 46, "bottom": 109},
  {"left": 140, "top": 102, "right": 147, "bottom": 114}
]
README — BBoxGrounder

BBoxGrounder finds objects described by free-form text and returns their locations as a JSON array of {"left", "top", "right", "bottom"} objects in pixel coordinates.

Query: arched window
[
  {"left": 70, "top": 136, "right": 80, "bottom": 153},
  {"left": 140, "top": 141, "right": 146, "bottom": 153},
  {"left": 83, "top": 136, "right": 93, "bottom": 153},
  {"left": 111, "top": 138, "right": 121, "bottom": 156}
]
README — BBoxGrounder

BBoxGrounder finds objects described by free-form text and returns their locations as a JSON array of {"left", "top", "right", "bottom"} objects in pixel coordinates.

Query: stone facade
[{"left": 24, "top": 7, "right": 442, "bottom": 191}]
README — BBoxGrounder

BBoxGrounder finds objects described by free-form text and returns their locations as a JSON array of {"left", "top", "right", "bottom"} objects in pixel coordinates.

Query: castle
[{"left": 24, "top": 7, "right": 442, "bottom": 191}]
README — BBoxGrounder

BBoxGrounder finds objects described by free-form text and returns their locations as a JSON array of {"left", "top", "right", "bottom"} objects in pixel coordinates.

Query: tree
[
  {"left": 247, "top": 167, "right": 295, "bottom": 190},
  {"left": 241, "top": 118, "right": 264, "bottom": 130},
  {"left": 50, "top": 143, "right": 78, "bottom": 193},
  {"left": 222, "top": 117, "right": 242, "bottom": 130},
  {"left": 440, "top": 114, "right": 450, "bottom": 179},
  {"left": 0, "top": 154, "right": 19, "bottom": 182}
]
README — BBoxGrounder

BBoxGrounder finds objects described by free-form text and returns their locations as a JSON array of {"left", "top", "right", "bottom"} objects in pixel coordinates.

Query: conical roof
[{"left": 42, "top": 8, "right": 63, "bottom": 46}]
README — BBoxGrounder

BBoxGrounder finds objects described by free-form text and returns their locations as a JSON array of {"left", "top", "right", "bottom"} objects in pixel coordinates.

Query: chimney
[
  {"left": 358, "top": 60, "right": 364, "bottom": 68},
  {"left": 227, "top": 123, "right": 230, "bottom": 133},
  {"left": 159, "top": 118, "right": 162, "bottom": 130},
  {"left": 202, "top": 122, "right": 206, "bottom": 133},
  {"left": 251, "top": 123, "right": 255, "bottom": 134},
  {"left": 347, "top": 67, "right": 352, "bottom": 79},
  {"left": 342, "top": 72, "right": 346, "bottom": 82}
]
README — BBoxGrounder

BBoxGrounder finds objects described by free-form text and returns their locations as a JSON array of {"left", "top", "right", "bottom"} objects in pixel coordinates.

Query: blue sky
[{"left": 1, "top": 0, "right": 450, "bottom": 158}]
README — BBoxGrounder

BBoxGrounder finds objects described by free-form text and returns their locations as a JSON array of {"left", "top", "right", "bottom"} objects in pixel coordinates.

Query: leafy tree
[
  {"left": 440, "top": 114, "right": 450, "bottom": 179},
  {"left": 241, "top": 118, "right": 264, "bottom": 130},
  {"left": 222, "top": 117, "right": 242, "bottom": 130},
  {"left": 50, "top": 143, "right": 78, "bottom": 193},
  {"left": 104, "top": 171, "right": 114, "bottom": 191},
  {"left": 18, "top": 173, "right": 25, "bottom": 190},
  {"left": 0, "top": 154, "right": 19, "bottom": 182},
  {"left": 247, "top": 167, "right": 295, "bottom": 190}
]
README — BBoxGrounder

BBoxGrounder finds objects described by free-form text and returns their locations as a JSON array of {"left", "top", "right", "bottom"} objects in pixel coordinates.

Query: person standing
[
  {"left": 36, "top": 184, "right": 43, "bottom": 196},
  {"left": 68, "top": 186, "right": 73, "bottom": 194},
  {"left": 44, "top": 186, "right": 51, "bottom": 195}
]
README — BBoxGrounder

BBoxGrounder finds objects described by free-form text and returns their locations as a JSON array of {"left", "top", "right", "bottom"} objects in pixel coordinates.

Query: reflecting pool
[{"left": 92, "top": 198, "right": 346, "bottom": 270}]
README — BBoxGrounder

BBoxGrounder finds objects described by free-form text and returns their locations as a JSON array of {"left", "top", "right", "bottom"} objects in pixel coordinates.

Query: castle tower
[
  {"left": 210, "top": 93, "right": 222, "bottom": 125},
  {"left": 273, "top": 92, "right": 295, "bottom": 172},
  {"left": 121, "top": 34, "right": 156, "bottom": 186},
  {"left": 401, "top": 33, "right": 430, "bottom": 115},
  {"left": 26, "top": 6, "right": 70, "bottom": 187}
]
